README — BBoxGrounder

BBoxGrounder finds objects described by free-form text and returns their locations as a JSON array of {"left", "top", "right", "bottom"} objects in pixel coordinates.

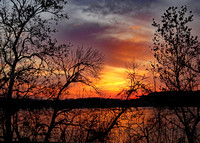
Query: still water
[{"left": 0, "top": 107, "right": 200, "bottom": 142}]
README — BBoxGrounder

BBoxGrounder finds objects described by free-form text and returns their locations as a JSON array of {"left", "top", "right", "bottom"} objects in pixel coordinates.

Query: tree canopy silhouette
[
  {"left": 151, "top": 6, "right": 200, "bottom": 143},
  {"left": 0, "top": 0, "right": 68, "bottom": 100},
  {"left": 151, "top": 6, "right": 200, "bottom": 91},
  {"left": 0, "top": 1, "right": 104, "bottom": 142}
]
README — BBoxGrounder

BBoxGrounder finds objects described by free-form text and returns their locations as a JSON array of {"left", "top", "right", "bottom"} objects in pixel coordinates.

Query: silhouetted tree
[
  {"left": 44, "top": 47, "right": 103, "bottom": 142},
  {"left": 152, "top": 6, "right": 200, "bottom": 143},
  {"left": 0, "top": 0, "right": 68, "bottom": 100},
  {"left": 75, "top": 62, "right": 150, "bottom": 142},
  {"left": 0, "top": 0, "right": 104, "bottom": 141},
  {"left": 147, "top": 61, "right": 157, "bottom": 92},
  {"left": 151, "top": 6, "right": 199, "bottom": 91},
  {"left": 125, "top": 62, "right": 151, "bottom": 99},
  {"left": 0, "top": 0, "right": 68, "bottom": 142}
]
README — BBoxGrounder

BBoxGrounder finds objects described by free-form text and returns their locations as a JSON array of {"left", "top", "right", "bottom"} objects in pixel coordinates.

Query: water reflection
[{"left": 0, "top": 107, "right": 200, "bottom": 142}]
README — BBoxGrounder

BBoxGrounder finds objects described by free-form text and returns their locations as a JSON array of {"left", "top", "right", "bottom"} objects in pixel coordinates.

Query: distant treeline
[{"left": 0, "top": 91, "right": 199, "bottom": 110}]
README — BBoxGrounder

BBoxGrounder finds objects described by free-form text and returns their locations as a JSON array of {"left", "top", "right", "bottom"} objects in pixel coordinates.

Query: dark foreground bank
[{"left": 0, "top": 91, "right": 199, "bottom": 110}]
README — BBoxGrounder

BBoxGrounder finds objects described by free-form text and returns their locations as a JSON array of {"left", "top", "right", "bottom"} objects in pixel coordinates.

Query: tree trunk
[{"left": 45, "top": 108, "right": 58, "bottom": 142}]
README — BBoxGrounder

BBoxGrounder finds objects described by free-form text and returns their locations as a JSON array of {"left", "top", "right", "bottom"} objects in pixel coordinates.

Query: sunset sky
[{"left": 55, "top": 0, "right": 200, "bottom": 98}]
